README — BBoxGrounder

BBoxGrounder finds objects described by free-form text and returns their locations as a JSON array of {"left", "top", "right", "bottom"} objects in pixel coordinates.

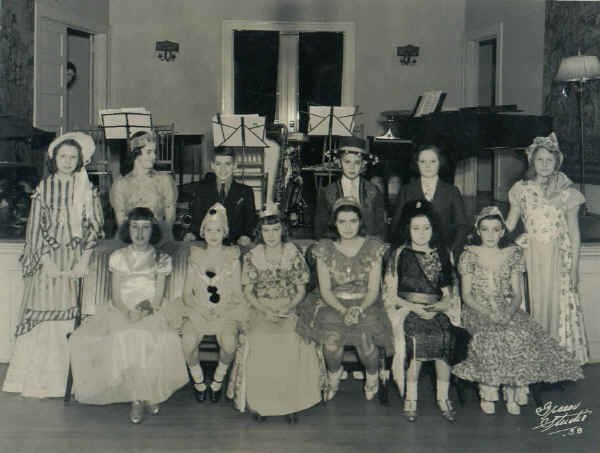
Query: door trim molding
[{"left": 463, "top": 21, "right": 504, "bottom": 107}]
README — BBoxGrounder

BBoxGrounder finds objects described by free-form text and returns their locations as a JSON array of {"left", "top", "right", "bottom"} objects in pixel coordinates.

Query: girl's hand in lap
[{"left": 127, "top": 309, "right": 145, "bottom": 323}]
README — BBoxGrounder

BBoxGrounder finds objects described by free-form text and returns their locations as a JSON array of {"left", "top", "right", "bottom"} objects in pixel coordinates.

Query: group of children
[{"left": 2, "top": 130, "right": 587, "bottom": 426}]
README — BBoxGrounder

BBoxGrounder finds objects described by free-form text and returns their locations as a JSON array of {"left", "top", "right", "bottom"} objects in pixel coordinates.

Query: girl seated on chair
[
  {"left": 229, "top": 204, "right": 323, "bottom": 423},
  {"left": 296, "top": 197, "right": 392, "bottom": 402},
  {"left": 384, "top": 200, "right": 467, "bottom": 423},
  {"left": 69, "top": 207, "right": 187, "bottom": 424},
  {"left": 166, "top": 203, "right": 247, "bottom": 404},
  {"left": 452, "top": 206, "right": 583, "bottom": 416}
]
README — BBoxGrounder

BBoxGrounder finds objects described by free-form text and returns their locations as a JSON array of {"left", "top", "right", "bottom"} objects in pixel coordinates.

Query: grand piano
[{"left": 368, "top": 106, "right": 553, "bottom": 199}]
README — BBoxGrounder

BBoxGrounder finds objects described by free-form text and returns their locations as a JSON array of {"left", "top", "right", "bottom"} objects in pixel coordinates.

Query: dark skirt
[
  {"left": 404, "top": 312, "right": 470, "bottom": 365},
  {"left": 295, "top": 293, "right": 394, "bottom": 355}
]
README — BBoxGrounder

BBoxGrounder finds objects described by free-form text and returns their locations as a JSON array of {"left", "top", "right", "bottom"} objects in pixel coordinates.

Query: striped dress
[{"left": 2, "top": 173, "right": 103, "bottom": 397}]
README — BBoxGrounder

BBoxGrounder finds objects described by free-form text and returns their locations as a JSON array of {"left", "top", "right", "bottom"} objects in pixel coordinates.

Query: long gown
[
  {"left": 69, "top": 246, "right": 188, "bottom": 404},
  {"left": 452, "top": 245, "right": 583, "bottom": 387},
  {"left": 508, "top": 173, "right": 588, "bottom": 364},
  {"left": 228, "top": 243, "right": 324, "bottom": 415},
  {"left": 2, "top": 174, "right": 104, "bottom": 397}
]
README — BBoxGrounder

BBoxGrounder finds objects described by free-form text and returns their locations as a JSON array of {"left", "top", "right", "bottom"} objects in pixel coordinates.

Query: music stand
[
  {"left": 212, "top": 114, "right": 269, "bottom": 206},
  {"left": 307, "top": 105, "right": 358, "bottom": 163},
  {"left": 100, "top": 108, "right": 153, "bottom": 151}
]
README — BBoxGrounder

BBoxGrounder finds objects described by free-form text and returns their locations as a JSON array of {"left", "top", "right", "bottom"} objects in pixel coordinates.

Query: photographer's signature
[{"left": 532, "top": 401, "right": 592, "bottom": 436}]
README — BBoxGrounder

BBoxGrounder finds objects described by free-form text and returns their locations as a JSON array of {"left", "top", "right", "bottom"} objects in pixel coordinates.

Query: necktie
[{"left": 219, "top": 184, "right": 226, "bottom": 203}]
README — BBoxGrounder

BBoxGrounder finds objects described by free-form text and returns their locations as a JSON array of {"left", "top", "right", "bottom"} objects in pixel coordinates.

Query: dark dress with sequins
[{"left": 397, "top": 248, "right": 463, "bottom": 364}]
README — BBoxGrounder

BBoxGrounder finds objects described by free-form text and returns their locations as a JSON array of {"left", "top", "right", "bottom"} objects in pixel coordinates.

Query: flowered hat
[
  {"left": 474, "top": 205, "right": 505, "bottom": 228},
  {"left": 128, "top": 130, "right": 156, "bottom": 151},
  {"left": 200, "top": 203, "right": 229, "bottom": 238},
  {"left": 526, "top": 132, "right": 564, "bottom": 168},
  {"left": 258, "top": 202, "right": 281, "bottom": 219},
  {"left": 332, "top": 196, "right": 361, "bottom": 212},
  {"left": 47, "top": 131, "right": 95, "bottom": 165}
]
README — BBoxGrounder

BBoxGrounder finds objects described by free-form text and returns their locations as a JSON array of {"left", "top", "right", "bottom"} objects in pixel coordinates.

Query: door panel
[{"left": 35, "top": 17, "right": 67, "bottom": 134}]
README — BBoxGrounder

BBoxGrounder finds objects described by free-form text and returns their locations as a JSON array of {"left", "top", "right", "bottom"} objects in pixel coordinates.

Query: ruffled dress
[
  {"left": 69, "top": 246, "right": 188, "bottom": 404},
  {"left": 228, "top": 243, "right": 325, "bottom": 415},
  {"left": 452, "top": 246, "right": 583, "bottom": 387},
  {"left": 295, "top": 237, "right": 393, "bottom": 352},
  {"left": 508, "top": 173, "right": 588, "bottom": 364}
]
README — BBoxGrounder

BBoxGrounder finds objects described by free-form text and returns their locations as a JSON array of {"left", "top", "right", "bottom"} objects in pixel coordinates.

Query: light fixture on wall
[
  {"left": 555, "top": 50, "right": 600, "bottom": 205},
  {"left": 396, "top": 45, "right": 419, "bottom": 65},
  {"left": 155, "top": 40, "right": 180, "bottom": 62}
]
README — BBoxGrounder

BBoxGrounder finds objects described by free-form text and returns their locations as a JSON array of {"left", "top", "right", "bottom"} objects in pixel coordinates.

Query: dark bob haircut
[
  {"left": 47, "top": 139, "right": 84, "bottom": 174},
  {"left": 409, "top": 144, "right": 449, "bottom": 177},
  {"left": 119, "top": 207, "right": 162, "bottom": 245},
  {"left": 394, "top": 199, "right": 446, "bottom": 250},
  {"left": 471, "top": 214, "right": 512, "bottom": 249},
  {"left": 328, "top": 203, "right": 366, "bottom": 238},
  {"left": 254, "top": 215, "right": 289, "bottom": 244},
  {"left": 122, "top": 131, "right": 157, "bottom": 176}
]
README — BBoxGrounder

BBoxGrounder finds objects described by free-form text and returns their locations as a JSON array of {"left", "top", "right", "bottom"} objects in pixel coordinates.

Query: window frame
[{"left": 221, "top": 20, "right": 356, "bottom": 117}]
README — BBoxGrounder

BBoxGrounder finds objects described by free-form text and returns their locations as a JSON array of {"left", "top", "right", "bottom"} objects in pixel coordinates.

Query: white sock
[
  {"left": 189, "top": 364, "right": 205, "bottom": 390},
  {"left": 365, "top": 371, "right": 378, "bottom": 386},
  {"left": 436, "top": 380, "right": 450, "bottom": 401},
  {"left": 212, "top": 361, "right": 229, "bottom": 390},
  {"left": 406, "top": 381, "right": 418, "bottom": 401}
]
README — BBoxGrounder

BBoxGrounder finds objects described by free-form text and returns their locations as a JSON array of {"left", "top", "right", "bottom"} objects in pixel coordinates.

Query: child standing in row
[{"left": 453, "top": 206, "right": 583, "bottom": 415}]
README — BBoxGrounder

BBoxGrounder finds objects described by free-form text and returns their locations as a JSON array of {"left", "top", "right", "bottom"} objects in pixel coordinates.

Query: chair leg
[
  {"left": 530, "top": 383, "right": 543, "bottom": 407},
  {"left": 452, "top": 375, "right": 466, "bottom": 407},
  {"left": 377, "top": 347, "right": 390, "bottom": 407}
]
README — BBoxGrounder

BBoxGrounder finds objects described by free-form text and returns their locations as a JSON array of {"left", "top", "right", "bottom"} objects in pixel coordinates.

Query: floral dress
[
  {"left": 69, "top": 246, "right": 188, "bottom": 405},
  {"left": 228, "top": 243, "right": 324, "bottom": 415},
  {"left": 3, "top": 174, "right": 104, "bottom": 397},
  {"left": 508, "top": 173, "right": 588, "bottom": 364},
  {"left": 295, "top": 237, "right": 393, "bottom": 352},
  {"left": 452, "top": 246, "right": 583, "bottom": 387}
]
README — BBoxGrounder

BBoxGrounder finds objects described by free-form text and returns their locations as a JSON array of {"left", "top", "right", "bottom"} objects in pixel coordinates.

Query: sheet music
[
  {"left": 413, "top": 91, "right": 445, "bottom": 118},
  {"left": 307, "top": 106, "right": 357, "bottom": 136},
  {"left": 212, "top": 114, "right": 267, "bottom": 147},
  {"left": 100, "top": 108, "right": 153, "bottom": 139}
]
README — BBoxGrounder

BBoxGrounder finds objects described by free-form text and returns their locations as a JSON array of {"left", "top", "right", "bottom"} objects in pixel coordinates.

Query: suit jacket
[
  {"left": 313, "top": 177, "right": 386, "bottom": 240},
  {"left": 190, "top": 176, "right": 257, "bottom": 244},
  {"left": 390, "top": 178, "right": 468, "bottom": 256}
]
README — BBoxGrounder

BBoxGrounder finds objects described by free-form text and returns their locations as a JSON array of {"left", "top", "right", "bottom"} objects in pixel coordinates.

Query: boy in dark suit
[
  {"left": 188, "top": 148, "right": 257, "bottom": 246},
  {"left": 313, "top": 136, "right": 386, "bottom": 240}
]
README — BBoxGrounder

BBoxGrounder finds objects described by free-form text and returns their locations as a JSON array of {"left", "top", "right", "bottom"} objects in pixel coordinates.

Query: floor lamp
[{"left": 555, "top": 51, "right": 600, "bottom": 214}]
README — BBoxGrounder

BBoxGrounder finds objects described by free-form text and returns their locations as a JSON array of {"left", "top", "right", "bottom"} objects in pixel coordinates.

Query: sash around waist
[{"left": 397, "top": 292, "right": 440, "bottom": 304}]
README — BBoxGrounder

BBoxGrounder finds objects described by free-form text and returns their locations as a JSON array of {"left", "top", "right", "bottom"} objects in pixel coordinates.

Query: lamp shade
[{"left": 555, "top": 54, "right": 600, "bottom": 82}]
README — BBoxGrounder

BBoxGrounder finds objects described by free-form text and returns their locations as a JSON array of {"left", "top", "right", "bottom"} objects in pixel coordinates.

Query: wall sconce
[
  {"left": 397, "top": 45, "right": 419, "bottom": 65},
  {"left": 155, "top": 40, "right": 180, "bottom": 62}
]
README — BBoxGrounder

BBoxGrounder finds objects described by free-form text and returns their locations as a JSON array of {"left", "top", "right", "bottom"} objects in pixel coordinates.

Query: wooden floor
[{"left": 1, "top": 363, "right": 598, "bottom": 453}]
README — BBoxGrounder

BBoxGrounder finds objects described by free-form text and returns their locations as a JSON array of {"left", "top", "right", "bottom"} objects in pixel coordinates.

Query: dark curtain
[
  {"left": 234, "top": 30, "right": 279, "bottom": 126},
  {"left": 298, "top": 32, "right": 344, "bottom": 134}
]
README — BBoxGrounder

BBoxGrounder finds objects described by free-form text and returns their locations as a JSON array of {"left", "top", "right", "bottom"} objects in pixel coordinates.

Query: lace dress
[
  {"left": 69, "top": 246, "right": 188, "bottom": 404},
  {"left": 508, "top": 173, "right": 588, "bottom": 364},
  {"left": 228, "top": 243, "right": 325, "bottom": 415},
  {"left": 452, "top": 246, "right": 583, "bottom": 387},
  {"left": 3, "top": 174, "right": 104, "bottom": 397},
  {"left": 295, "top": 237, "right": 393, "bottom": 352}
]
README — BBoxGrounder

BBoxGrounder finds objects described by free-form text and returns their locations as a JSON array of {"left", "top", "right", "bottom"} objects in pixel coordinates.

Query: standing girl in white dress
[
  {"left": 69, "top": 207, "right": 187, "bottom": 424},
  {"left": 3, "top": 132, "right": 104, "bottom": 398}
]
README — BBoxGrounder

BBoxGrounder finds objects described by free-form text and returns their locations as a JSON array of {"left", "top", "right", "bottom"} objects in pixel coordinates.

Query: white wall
[
  {"left": 108, "top": 0, "right": 465, "bottom": 139},
  {"left": 36, "top": 0, "right": 109, "bottom": 32},
  {"left": 465, "top": 0, "right": 545, "bottom": 115}
]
